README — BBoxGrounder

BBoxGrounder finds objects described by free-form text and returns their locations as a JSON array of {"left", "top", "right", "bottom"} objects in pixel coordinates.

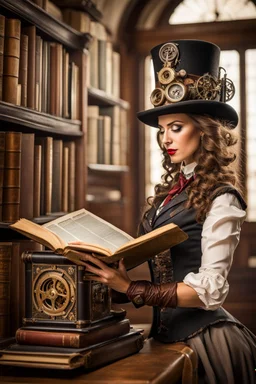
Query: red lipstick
[{"left": 167, "top": 149, "right": 177, "bottom": 156}]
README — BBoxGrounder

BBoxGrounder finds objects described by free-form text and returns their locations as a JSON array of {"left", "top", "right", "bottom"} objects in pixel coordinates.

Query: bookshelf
[
  {"left": 0, "top": 0, "right": 132, "bottom": 339},
  {"left": 0, "top": 0, "right": 90, "bottom": 339}
]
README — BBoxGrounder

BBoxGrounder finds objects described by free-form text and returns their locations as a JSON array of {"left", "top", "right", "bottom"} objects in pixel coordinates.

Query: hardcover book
[
  {"left": 10, "top": 208, "right": 188, "bottom": 270},
  {"left": 0, "top": 329, "right": 144, "bottom": 370},
  {"left": 15, "top": 318, "right": 130, "bottom": 348}
]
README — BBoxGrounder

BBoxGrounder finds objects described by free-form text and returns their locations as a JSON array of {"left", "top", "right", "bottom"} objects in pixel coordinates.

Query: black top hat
[{"left": 137, "top": 40, "right": 238, "bottom": 128}]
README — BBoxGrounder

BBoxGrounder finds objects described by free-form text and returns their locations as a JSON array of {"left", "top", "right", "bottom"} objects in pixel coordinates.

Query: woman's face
[{"left": 158, "top": 113, "right": 201, "bottom": 165}]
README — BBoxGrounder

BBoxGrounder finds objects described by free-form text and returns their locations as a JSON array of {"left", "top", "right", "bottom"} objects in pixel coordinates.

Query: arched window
[{"left": 169, "top": 0, "right": 256, "bottom": 24}]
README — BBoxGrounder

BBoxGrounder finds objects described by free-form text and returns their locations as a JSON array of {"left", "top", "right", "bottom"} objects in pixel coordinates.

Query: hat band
[{"left": 150, "top": 67, "right": 235, "bottom": 107}]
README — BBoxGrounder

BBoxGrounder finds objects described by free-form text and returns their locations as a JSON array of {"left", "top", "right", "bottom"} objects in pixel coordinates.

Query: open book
[{"left": 10, "top": 209, "right": 188, "bottom": 270}]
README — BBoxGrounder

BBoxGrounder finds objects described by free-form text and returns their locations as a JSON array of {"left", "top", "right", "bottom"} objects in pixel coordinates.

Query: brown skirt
[{"left": 186, "top": 322, "right": 256, "bottom": 384}]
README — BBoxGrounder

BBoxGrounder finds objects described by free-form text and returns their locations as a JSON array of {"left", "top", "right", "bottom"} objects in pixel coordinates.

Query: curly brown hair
[{"left": 143, "top": 114, "right": 243, "bottom": 224}]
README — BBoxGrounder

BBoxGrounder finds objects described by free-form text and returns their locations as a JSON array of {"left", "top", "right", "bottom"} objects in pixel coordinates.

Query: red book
[{"left": 15, "top": 318, "right": 130, "bottom": 348}]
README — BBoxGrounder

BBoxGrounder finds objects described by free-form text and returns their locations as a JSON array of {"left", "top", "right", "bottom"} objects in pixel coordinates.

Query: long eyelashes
[{"left": 159, "top": 125, "right": 182, "bottom": 135}]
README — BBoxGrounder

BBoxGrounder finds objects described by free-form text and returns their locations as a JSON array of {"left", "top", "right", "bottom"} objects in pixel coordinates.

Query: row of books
[
  {"left": 0, "top": 240, "right": 44, "bottom": 338},
  {"left": 87, "top": 105, "right": 128, "bottom": 165},
  {"left": 0, "top": 131, "right": 76, "bottom": 222},
  {"left": 62, "top": 11, "right": 121, "bottom": 97},
  {"left": 30, "top": 1, "right": 121, "bottom": 98},
  {"left": 0, "top": 15, "right": 80, "bottom": 119}
]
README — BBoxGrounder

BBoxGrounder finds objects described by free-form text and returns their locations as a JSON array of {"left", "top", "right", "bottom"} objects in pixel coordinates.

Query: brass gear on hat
[
  {"left": 150, "top": 87, "right": 166, "bottom": 106},
  {"left": 195, "top": 74, "right": 218, "bottom": 101},
  {"left": 225, "top": 78, "right": 235, "bottom": 101},
  {"left": 158, "top": 67, "right": 176, "bottom": 85}
]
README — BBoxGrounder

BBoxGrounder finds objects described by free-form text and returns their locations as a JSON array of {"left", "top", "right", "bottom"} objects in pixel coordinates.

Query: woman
[{"left": 71, "top": 40, "right": 256, "bottom": 383}]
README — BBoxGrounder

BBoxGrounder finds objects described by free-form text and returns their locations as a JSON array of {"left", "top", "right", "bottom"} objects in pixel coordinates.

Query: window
[{"left": 169, "top": 0, "right": 256, "bottom": 24}]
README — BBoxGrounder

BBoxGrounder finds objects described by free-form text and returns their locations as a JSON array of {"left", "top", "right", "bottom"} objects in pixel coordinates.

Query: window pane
[
  {"left": 220, "top": 50, "right": 240, "bottom": 116},
  {"left": 246, "top": 49, "right": 256, "bottom": 221},
  {"left": 169, "top": 0, "right": 256, "bottom": 25}
]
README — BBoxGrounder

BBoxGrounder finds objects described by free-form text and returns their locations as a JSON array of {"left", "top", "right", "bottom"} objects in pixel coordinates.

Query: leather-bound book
[
  {"left": 62, "top": 145, "right": 69, "bottom": 212},
  {"left": 49, "top": 43, "right": 56, "bottom": 115},
  {"left": 0, "top": 131, "right": 5, "bottom": 221},
  {"left": 63, "top": 48, "right": 69, "bottom": 118},
  {"left": 112, "top": 50, "right": 120, "bottom": 99},
  {"left": 35, "top": 35, "right": 43, "bottom": 112},
  {"left": 20, "top": 133, "right": 35, "bottom": 219},
  {"left": 63, "top": 141, "right": 75, "bottom": 212},
  {"left": 35, "top": 136, "right": 53, "bottom": 215},
  {"left": 89, "top": 21, "right": 98, "bottom": 89},
  {"left": 97, "top": 23, "right": 107, "bottom": 92},
  {"left": 41, "top": 40, "right": 50, "bottom": 113},
  {"left": 51, "top": 139, "right": 63, "bottom": 213},
  {"left": 3, "top": 18, "right": 21, "bottom": 104},
  {"left": 0, "top": 329, "right": 144, "bottom": 370},
  {"left": 2, "top": 132, "right": 22, "bottom": 222},
  {"left": 87, "top": 105, "right": 99, "bottom": 164},
  {"left": 33, "top": 144, "right": 42, "bottom": 218},
  {"left": 18, "top": 34, "right": 28, "bottom": 107},
  {"left": 22, "top": 25, "right": 36, "bottom": 109},
  {"left": 0, "top": 14, "right": 5, "bottom": 101},
  {"left": 15, "top": 318, "right": 130, "bottom": 348},
  {"left": 0, "top": 242, "right": 12, "bottom": 338}
]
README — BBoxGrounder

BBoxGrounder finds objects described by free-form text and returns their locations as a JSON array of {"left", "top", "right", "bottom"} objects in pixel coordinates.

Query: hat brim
[{"left": 137, "top": 100, "right": 238, "bottom": 128}]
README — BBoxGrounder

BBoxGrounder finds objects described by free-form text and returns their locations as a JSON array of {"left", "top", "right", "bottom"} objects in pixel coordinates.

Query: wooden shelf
[
  {"left": 88, "top": 87, "right": 130, "bottom": 109},
  {"left": 0, "top": 0, "right": 92, "bottom": 50},
  {"left": 0, "top": 102, "right": 83, "bottom": 136}
]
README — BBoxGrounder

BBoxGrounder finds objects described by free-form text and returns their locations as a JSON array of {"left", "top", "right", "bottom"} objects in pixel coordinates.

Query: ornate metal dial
[
  {"left": 150, "top": 88, "right": 165, "bottom": 106},
  {"left": 158, "top": 67, "right": 175, "bottom": 85},
  {"left": 225, "top": 78, "right": 235, "bottom": 101},
  {"left": 32, "top": 267, "right": 76, "bottom": 320},
  {"left": 165, "top": 82, "right": 187, "bottom": 102},
  {"left": 195, "top": 74, "right": 218, "bottom": 100},
  {"left": 159, "top": 43, "right": 179, "bottom": 66}
]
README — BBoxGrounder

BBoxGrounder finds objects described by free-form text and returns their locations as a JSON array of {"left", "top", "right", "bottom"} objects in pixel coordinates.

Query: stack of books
[{"left": 0, "top": 315, "right": 144, "bottom": 370}]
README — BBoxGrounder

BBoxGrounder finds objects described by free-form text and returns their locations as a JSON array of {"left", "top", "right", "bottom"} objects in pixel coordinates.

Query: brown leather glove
[{"left": 126, "top": 280, "right": 177, "bottom": 308}]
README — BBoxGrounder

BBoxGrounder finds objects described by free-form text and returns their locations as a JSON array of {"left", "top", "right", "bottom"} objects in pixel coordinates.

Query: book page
[{"left": 43, "top": 209, "right": 133, "bottom": 254}]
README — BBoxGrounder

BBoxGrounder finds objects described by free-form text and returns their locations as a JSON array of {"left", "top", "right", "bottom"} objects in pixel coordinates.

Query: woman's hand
[{"left": 68, "top": 242, "right": 131, "bottom": 293}]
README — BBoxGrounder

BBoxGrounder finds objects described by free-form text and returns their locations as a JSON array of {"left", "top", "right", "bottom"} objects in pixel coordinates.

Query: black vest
[{"left": 141, "top": 185, "right": 246, "bottom": 343}]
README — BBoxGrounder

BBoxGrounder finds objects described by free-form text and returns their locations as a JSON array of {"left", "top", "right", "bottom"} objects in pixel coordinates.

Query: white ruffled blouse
[{"left": 170, "top": 162, "right": 246, "bottom": 310}]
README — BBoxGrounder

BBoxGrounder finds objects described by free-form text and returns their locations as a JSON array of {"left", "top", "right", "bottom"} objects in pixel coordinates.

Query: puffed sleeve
[{"left": 183, "top": 193, "right": 246, "bottom": 310}]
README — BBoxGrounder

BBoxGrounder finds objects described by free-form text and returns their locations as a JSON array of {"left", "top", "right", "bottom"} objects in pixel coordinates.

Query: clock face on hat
[{"left": 165, "top": 82, "right": 187, "bottom": 103}]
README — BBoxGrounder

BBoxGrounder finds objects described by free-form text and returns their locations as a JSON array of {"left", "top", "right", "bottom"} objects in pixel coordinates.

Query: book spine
[
  {"left": 0, "top": 132, "right": 5, "bottom": 221},
  {"left": 33, "top": 144, "right": 41, "bottom": 217},
  {"left": 18, "top": 34, "right": 28, "bottom": 107},
  {"left": 0, "top": 14, "right": 5, "bottom": 101},
  {"left": 0, "top": 243, "right": 12, "bottom": 338},
  {"left": 51, "top": 139, "right": 63, "bottom": 212},
  {"left": 44, "top": 136, "right": 53, "bottom": 214},
  {"left": 2, "top": 132, "right": 22, "bottom": 222},
  {"left": 63, "top": 141, "right": 75, "bottom": 212},
  {"left": 22, "top": 25, "right": 36, "bottom": 109},
  {"left": 19, "top": 133, "right": 35, "bottom": 219},
  {"left": 3, "top": 18, "right": 21, "bottom": 104},
  {"left": 15, "top": 319, "right": 130, "bottom": 348},
  {"left": 62, "top": 146, "right": 69, "bottom": 212}
]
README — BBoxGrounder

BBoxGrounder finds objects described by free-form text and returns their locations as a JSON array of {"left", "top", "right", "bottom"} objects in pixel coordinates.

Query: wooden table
[{"left": 0, "top": 338, "right": 198, "bottom": 384}]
